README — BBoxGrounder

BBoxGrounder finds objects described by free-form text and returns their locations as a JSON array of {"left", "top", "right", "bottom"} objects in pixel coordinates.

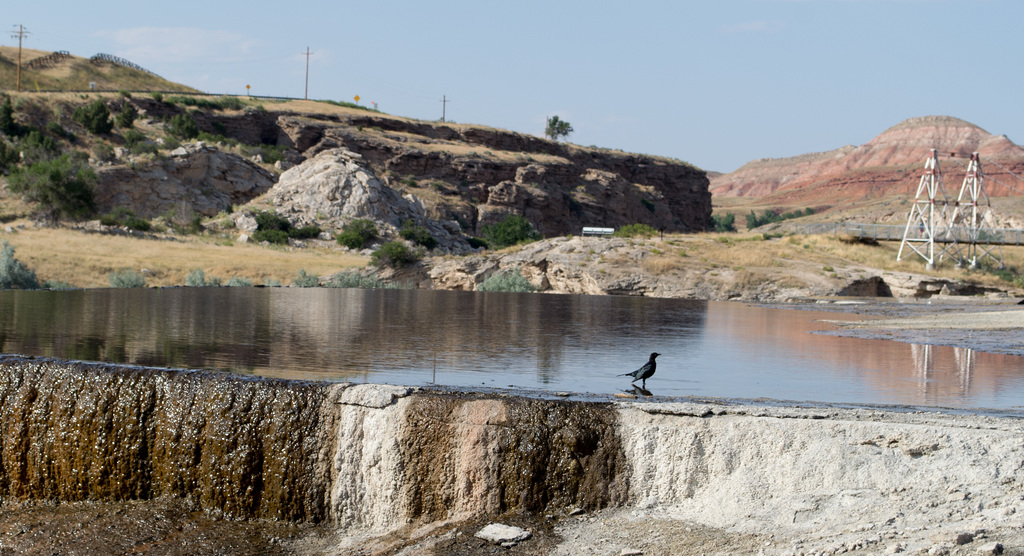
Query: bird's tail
[{"left": 617, "top": 372, "right": 632, "bottom": 377}]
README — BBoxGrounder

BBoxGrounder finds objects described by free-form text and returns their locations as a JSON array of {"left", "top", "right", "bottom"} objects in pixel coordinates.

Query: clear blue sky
[{"left": 5, "top": 0, "right": 1022, "bottom": 172}]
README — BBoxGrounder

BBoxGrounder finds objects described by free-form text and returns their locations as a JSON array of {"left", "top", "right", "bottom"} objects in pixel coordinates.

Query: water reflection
[{"left": 1, "top": 288, "right": 1023, "bottom": 410}]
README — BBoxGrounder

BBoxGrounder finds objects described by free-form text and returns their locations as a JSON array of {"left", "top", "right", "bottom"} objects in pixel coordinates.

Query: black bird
[{"left": 619, "top": 352, "right": 660, "bottom": 389}]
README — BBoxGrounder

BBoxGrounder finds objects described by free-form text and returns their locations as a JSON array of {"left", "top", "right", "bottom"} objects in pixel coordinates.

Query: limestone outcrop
[
  {"left": 94, "top": 141, "right": 275, "bottom": 218},
  {"left": 262, "top": 148, "right": 469, "bottom": 251},
  {"left": 2, "top": 357, "right": 1024, "bottom": 555},
  {"left": 419, "top": 236, "right": 1015, "bottom": 301}
]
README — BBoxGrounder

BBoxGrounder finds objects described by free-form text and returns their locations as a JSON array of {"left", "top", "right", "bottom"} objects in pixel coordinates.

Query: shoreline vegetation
[{"left": 1, "top": 218, "right": 1022, "bottom": 295}]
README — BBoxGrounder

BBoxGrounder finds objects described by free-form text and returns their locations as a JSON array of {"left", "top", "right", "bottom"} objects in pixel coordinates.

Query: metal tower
[
  {"left": 898, "top": 149, "right": 948, "bottom": 269},
  {"left": 946, "top": 152, "right": 1003, "bottom": 268}
]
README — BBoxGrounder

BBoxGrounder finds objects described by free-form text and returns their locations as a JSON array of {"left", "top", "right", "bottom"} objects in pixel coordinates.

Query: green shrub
[
  {"left": 264, "top": 278, "right": 282, "bottom": 287},
  {"left": 99, "top": 207, "right": 151, "bottom": 231},
  {"left": 641, "top": 198, "right": 655, "bottom": 213},
  {"left": 7, "top": 154, "right": 96, "bottom": 220},
  {"left": 72, "top": 100, "right": 113, "bottom": 134},
  {"left": 326, "top": 270, "right": 392, "bottom": 289},
  {"left": 122, "top": 129, "right": 146, "bottom": 148},
  {"left": 292, "top": 269, "right": 320, "bottom": 287},
  {"left": 116, "top": 102, "right": 138, "bottom": 128},
  {"left": 289, "top": 225, "right": 322, "bottom": 240},
  {"left": 42, "top": 279, "right": 75, "bottom": 290},
  {"left": 481, "top": 214, "right": 541, "bottom": 249},
  {"left": 0, "top": 141, "right": 17, "bottom": 173},
  {"left": 92, "top": 143, "right": 115, "bottom": 162},
  {"left": 150, "top": 92, "right": 164, "bottom": 103},
  {"left": 613, "top": 223, "right": 657, "bottom": 238},
  {"left": 336, "top": 219, "right": 378, "bottom": 249},
  {"left": 746, "top": 207, "right": 815, "bottom": 229},
  {"left": 476, "top": 269, "right": 535, "bottom": 293},
  {"left": 371, "top": 241, "right": 420, "bottom": 268},
  {"left": 466, "top": 237, "right": 488, "bottom": 249},
  {"left": 0, "top": 96, "right": 17, "bottom": 136},
  {"left": 253, "top": 209, "right": 291, "bottom": 232},
  {"left": 16, "top": 130, "right": 59, "bottom": 164},
  {"left": 224, "top": 277, "right": 253, "bottom": 287},
  {"left": 108, "top": 268, "right": 146, "bottom": 288},
  {"left": 45, "top": 120, "right": 72, "bottom": 139},
  {"left": 0, "top": 240, "right": 40, "bottom": 290},
  {"left": 185, "top": 268, "right": 210, "bottom": 286},
  {"left": 165, "top": 113, "right": 199, "bottom": 139},
  {"left": 118, "top": 90, "right": 132, "bottom": 99},
  {"left": 400, "top": 220, "right": 437, "bottom": 249},
  {"left": 710, "top": 213, "right": 736, "bottom": 232},
  {"left": 253, "top": 229, "right": 289, "bottom": 244}
]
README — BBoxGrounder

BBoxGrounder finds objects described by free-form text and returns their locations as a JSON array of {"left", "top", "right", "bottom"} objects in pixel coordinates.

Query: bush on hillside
[
  {"left": 0, "top": 240, "right": 40, "bottom": 290},
  {"left": 746, "top": 208, "right": 815, "bottom": 229},
  {"left": 370, "top": 241, "right": 420, "bottom": 268},
  {"left": 8, "top": 154, "right": 96, "bottom": 221},
  {"left": 336, "top": 219, "right": 378, "bottom": 249},
  {"left": 73, "top": 100, "right": 113, "bottom": 135},
  {"left": 481, "top": 214, "right": 541, "bottom": 249},
  {"left": 116, "top": 102, "right": 138, "bottom": 128},
  {"left": 399, "top": 219, "right": 437, "bottom": 249},
  {"left": 99, "top": 207, "right": 151, "bottom": 232},
  {"left": 166, "top": 113, "right": 199, "bottom": 139},
  {"left": 326, "top": 270, "right": 395, "bottom": 289},
  {"left": 612, "top": 223, "right": 657, "bottom": 238}
]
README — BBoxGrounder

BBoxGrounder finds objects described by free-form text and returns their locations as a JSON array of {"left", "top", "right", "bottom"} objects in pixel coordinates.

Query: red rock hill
[{"left": 710, "top": 116, "right": 1024, "bottom": 205}]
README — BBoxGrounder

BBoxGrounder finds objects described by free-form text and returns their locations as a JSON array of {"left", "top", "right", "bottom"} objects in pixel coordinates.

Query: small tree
[
  {"left": 481, "top": 214, "right": 542, "bottom": 249},
  {"left": 0, "top": 96, "right": 17, "bottom": 136},
  {"left": 166, "top": 113, "right": 199, "bottom": 139},
  {"left": 545, "top": 115, "right": 573, "bottom": 141},
  {"left": 116, "top": 102, "right": 138, "bottom": 128},
  {"left": 73, "top": 100, "right": 113, "bottom": 135}
]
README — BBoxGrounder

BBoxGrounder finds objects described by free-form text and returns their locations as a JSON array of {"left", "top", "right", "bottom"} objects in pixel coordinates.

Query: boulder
[{"left": 264, "top": 149, "right": 471, "bottom": 252}]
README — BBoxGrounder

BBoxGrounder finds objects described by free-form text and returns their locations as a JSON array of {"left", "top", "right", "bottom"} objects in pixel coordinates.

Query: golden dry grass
[{"left": 2, "top": 222, "right": 367, "bottom": 288}]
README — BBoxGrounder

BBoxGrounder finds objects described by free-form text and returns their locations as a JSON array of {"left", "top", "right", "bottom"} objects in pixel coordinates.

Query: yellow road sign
[{"left": 354, "top": 95, "right": 360, "bottom": 103}]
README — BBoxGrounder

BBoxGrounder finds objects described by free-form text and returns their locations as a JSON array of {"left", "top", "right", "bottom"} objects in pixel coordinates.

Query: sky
[{"left": 4, "top": 0, "right": 1022, "bottom": 172}]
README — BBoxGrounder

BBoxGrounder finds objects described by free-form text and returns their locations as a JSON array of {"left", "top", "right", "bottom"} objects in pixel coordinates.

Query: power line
[{"left": 10, "top": 25, "right": 29, "bottom": 92}]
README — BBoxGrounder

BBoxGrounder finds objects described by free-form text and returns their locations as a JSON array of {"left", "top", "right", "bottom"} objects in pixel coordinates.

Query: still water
[{"left": 1, "top": 288, "right": 1023, "bottom": 410}]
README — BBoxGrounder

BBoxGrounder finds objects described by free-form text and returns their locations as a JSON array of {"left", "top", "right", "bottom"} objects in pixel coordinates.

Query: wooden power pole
[
  {"left": 302, "top": 47, "right": 313, "bottom": 100},
  {"left": 440, "top": 95, "right": 450, "bottom": 122},
  {"left": 11, "top": 25, "right": 29, "bottom": 92}
]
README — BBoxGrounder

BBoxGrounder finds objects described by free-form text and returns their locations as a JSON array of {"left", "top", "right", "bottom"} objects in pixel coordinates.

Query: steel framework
[
  {"left": 897, "top": 150, "right": 1004, "bottom": 269},
  {"left": 946, "top": 153, "right": 1003, "bottom": 268},
  {"left": 898, "top": 149, "right": 948, "bottom": 269}
]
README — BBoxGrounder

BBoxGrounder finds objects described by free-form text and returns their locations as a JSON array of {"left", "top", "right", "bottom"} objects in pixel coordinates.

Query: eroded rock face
[
  {"left": 265, "top": 149, "right": 469, "bottom": 251},
  {"left": 94, "top": 142, "right": 275, "bottom": 218}
]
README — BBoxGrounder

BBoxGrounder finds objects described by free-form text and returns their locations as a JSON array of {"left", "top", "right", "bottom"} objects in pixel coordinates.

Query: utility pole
[
  {"left": 440, "top": 95, "right": 450, "bottom": 122},
  {"left": 302, "top": 47, "right": 313, "bottom": 100},
  {"left": 11, "top": 25, "right": 29, "bottom": 92}
]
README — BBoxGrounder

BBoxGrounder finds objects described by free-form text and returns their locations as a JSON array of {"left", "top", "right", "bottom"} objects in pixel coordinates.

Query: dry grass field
[{"left": 1, "top": 219, "right": 367, "bottom": 288}]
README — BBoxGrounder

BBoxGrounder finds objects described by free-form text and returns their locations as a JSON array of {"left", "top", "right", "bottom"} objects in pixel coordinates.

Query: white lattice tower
[
  {"left": 946, "top": 152, "right": 1003, "bottom": 268},
  {"left": 898, "top": 149, "right": 949, "bottom": 269}
]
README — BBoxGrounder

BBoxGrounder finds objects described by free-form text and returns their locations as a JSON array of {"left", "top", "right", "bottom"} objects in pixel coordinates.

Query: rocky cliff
[{"left": 134, "top": 100, "right": 712, "bottom": 237}]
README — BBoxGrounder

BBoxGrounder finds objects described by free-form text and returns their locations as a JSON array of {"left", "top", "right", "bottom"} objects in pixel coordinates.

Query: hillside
[
  {"left": 0, "top": 47, "right": 197, "bottom": 92},
  {"left": 0, "top": 90, "right": 711, "bottom": 241},
  {"left": 710, "top": 116, "right": 1024, "bottom": 225}
]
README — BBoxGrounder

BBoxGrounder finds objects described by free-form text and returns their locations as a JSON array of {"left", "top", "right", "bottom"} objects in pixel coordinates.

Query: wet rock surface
[{"left": 2, "top": 347, "right": 1024, "bottom": 554}]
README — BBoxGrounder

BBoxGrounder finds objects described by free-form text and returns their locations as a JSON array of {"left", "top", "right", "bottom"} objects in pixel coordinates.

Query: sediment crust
[{"left": 0, "top": 356, "right": 1022, "bottom": 555}]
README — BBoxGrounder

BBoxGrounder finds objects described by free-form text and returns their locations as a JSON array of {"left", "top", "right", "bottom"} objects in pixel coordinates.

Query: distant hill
[
  {"left": 711, "top": 116, "right": 1024, "bottom": 209},
  {"left": 0, "top": 46, "right": 198, "bottom": 93}
]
